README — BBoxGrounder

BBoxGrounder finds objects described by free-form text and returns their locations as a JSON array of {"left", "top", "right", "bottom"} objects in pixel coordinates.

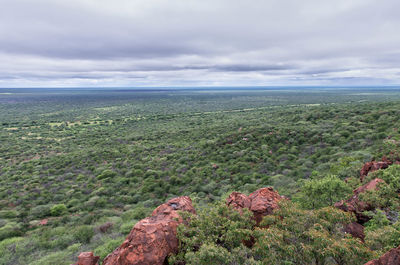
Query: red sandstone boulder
[
  {"left": 342, "top": 222, "right": 365, "bottom": 241},
  {"left": 226, "top": 191, "right": 251, "bottom": 212},
  {"left": 226, "top": 187, "right": 282, "bottom": 224},
  {"left": 365, "top": 245, "right": 400, "bottom": 265},
  {"left": 102, "top": 196, "right": 195, "bottom": 265},
  {"left": 360, "top": 157, "right": 392, "bottom": 181},
  {"left": 248, "top": 187, "right": 283, "bottom": 224},
  {"left": 74, "top": 252, "right": 99, "bottom": 265},
  {"left": 335, "top": 178, "right": 385, "bottom": 224}
]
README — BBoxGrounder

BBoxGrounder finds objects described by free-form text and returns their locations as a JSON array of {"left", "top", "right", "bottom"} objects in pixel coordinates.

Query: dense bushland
[{"left": 1, "top": 88, "right": 400, "bottom": 264}]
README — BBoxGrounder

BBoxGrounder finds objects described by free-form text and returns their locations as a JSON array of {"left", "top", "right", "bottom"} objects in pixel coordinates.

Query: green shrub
[
  {"left": 253, "top": 201, "right": 373, "bottom": 265},
  {"left": 0, "top": 210, "right": 18, "bottom": 219},
  {"left": 50, "top": 204, "right": 68, "bottom": 216},
  {"left": 365, "top": 223, "right": 400, "bottom": 255},
  {"left": 97, "top": 170, "right": 117, "bottom": 180},
  {"left": 169, "top": 201, "right": 255, "bottom": 264},
  {"left": 296, "top": 175, "right": 352, "bottom": 209},
  {"left": 73, "top": 225, "right": 94, "bottom": 243},
  {"left": 30, "top": 250, "right": 73, "bottom": 265},
  {"left": 121, "top": 206, "right": 151, "bottom": 221},
  {"left": 31, "top": 205, "right": 51, "bottom": 219},
  {"left": 0, "top": 237, "right": 24, "bottom": 265},
  {"left": 94, "top": 237, "right": 125, "bottom": 260},
  {"left": 0, "top": 222, "right": 23, "bottom": 241},
  {"left": 120, "top": 220, "right": 137, "bottom": 234}
]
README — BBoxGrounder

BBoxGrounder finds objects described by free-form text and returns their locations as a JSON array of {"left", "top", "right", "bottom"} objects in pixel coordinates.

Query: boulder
[
  {"left": 335, "top": 178, "right": 385, "bottom": 224},
  {"left": 102, "top": 196, "right": 195, "bottom": 265},
  {"left": 74, "top": 252, "right": 99, "bottom": 265},
  {"left": 360, "top": 157, "right": 392, "bottom": 181},
  {"left": 365, "top": 245, "right": 400, "bottom": 265},
  {"left": 248, "top": 187, "right": 283, "bottom": 224},
  {"left": 226, "top": 191, "right": 251, "bottom": 212},
  {"left": 342, "top": 222, "right": 365, "bottom": 241},
  {"left": 226, "top": 187, "right": 282, "bottom": 224}
]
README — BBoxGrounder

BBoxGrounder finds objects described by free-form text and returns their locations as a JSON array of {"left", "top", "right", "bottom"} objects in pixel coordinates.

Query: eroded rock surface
[
  {"left": 360, "top": 157, "right": 392, "bottom": 181},
  {"left": 335, "top": 178, "right": 385, "bottom": 224},
  {"left": 102, "top": 196, "right": 195, "bottom": 265},
  {"left": 365, "top": 245, "right": 400, "bottom": 265},
  {"left": 227, "top": 187, "right": 282, "bottom": 224}
]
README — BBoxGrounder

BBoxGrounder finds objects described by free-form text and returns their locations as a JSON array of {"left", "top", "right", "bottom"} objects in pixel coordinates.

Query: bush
[
  {"left": 253, "top": 201, "right": 373, "bottom": 265},
  {"left": 121, "top": 206, "right": 151, "bottom": 221},
  {"left": 0, "top": 237, "right": 24, "bottom": 265},
  {"left": 0, "top": 222, "right": 23, "bottom": 241},
  {"left": 50, "top": 204, "right": 68, "bottom": 216},
  {"left": 296, "top": 175, "right": 352, "bottom": 209},
  {"left": 0, "top": 210, "right": 18, "bottom": 219},
  {"left": 73, "top": 225, "right": 94, "bottom": 243},
  {"left": 30, "top": 251, "right": 73, "bottom": 265},
  {"left": 169, "top": 201, "right": 255, "bottom": 264},
  {"left": 94, "top": 237, "right": 125, "bottom": 260},
  {"left": 97, "top": 170, "right": 117, "bottom": 180},
  {"left": 30, "top": 205, "right": 51, "bottom": 219}
]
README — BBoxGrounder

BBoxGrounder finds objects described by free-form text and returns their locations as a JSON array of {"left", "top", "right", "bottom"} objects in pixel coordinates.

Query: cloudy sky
[{"left": 0, "top": 0, "right": 399, "bottom": 87}]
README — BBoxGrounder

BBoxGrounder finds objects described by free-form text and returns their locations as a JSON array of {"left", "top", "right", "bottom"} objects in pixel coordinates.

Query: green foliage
[
  {"left": 1, "top": 89, "right": 400, "bottom": 263},
  {"left": 360, "top": 165, "right": 400, "bottom": 210},
  {"left": 0, "top": 237, "right": 24, "bottom": 264},
  {"left": 73, "top": 225, "right": 94, "bottom": 243},
  {"left": 50, "top": 204, "right": 68, "bottom": 216},
  {"left": 30, "top": 251, "right": 74, "bottom": 265},
  {"left": 171, "top": 199, "right": 374, "bottom": 265},
  {"left": 121, "top": 206, "right": 152, "bottom": 221},
  {"left": 94, "top": 237, "right": 125, "bottom": 260},
  {"left": 253, "top": 200, "right": 373, "bottom": 265},
  {"left": 97, "top": 169, "right": 117, "bottom": 180},
  {"left": 30, "top": 205, "right": 52, "bottom": 219},
  {"left": 169, "top": 202, "right": 255, "bottom": 264},
  {"left": 0, "top": 222, "right": 22, "bottom": 241},
  {"left": 365, "top": 223, "right": 400, "bottom": 255},
  {"left": 365, "top": 210, "right": 390, "bottom": 231},
  {"left": 296, "top": 175, "right": 352, "bottom": 209}
]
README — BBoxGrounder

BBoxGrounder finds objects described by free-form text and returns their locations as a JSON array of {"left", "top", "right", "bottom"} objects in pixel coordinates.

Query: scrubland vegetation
[{"left": 1, "top": 87, "right": 400, "bottom": 264}]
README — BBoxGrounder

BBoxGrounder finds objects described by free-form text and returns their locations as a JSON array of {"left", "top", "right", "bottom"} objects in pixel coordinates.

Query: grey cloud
[{"left": 0, "top": 0, "right": 399, "bottom": 86}]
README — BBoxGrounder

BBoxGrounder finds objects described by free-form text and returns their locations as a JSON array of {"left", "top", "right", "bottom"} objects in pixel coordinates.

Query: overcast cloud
[{"left": 0, "top": 0, "right": 399, "bottom": 87}]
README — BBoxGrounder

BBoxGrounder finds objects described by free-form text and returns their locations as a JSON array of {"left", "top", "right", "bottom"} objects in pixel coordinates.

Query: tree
[{"left": 296, "top": 175, "right": 352, "bottom": 209}]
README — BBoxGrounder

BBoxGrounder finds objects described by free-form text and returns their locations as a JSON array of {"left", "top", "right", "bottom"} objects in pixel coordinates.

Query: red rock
[
  {"left": 75, "top": 252, "right": 99, "bottom": 265},
  {"left": 342, "top": 222, "right": 365, "bottom": 241},
  {"left": 249, "top": 187, "right": 282, "bottom": 224},
  {"left": 354, "top": 178, "right": 385, "bottom": 195},
  {"left": 102, "top": 196, "right": 195, "bottom": 265},
  {"left": 364, "top": 245, "right": 400, "bottom": 265},
  {"left": 335, "top": 178, "right": 385, "bottom": 224},
  {"left": 226, "top": 192, "right": 251, "bottom": 212},
  {"left": 39, "top": 219, "right": 48, "bottom": 225},
  {"left": 226, "top": 187, "right": 282, "bottom": 225},
  {"left": 360, "top": 158, "right": 392, "bottom": 181}
]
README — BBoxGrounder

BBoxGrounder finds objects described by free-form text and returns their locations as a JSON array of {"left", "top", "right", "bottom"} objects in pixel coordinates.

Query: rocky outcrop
[
  {"left": 360, "top": 157, "right": 392, "bottom": 181},
  {"left": 102, "top": 196, "right": 195, "bottom": 265},
  {"left": 227, "top": 187, "right": 283, "bottom": 224},
  {"left": 335, "top": 178, "right": 385, "bottom": 224},
  {"left": 226, "top": 191, "right": 251, "bottom": 212},
  {"left": 364, "top": 245, "right": 400, "bottom": 265},
  {"left": 73, "top": 252, "right": 99, "bottom": 265}
]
